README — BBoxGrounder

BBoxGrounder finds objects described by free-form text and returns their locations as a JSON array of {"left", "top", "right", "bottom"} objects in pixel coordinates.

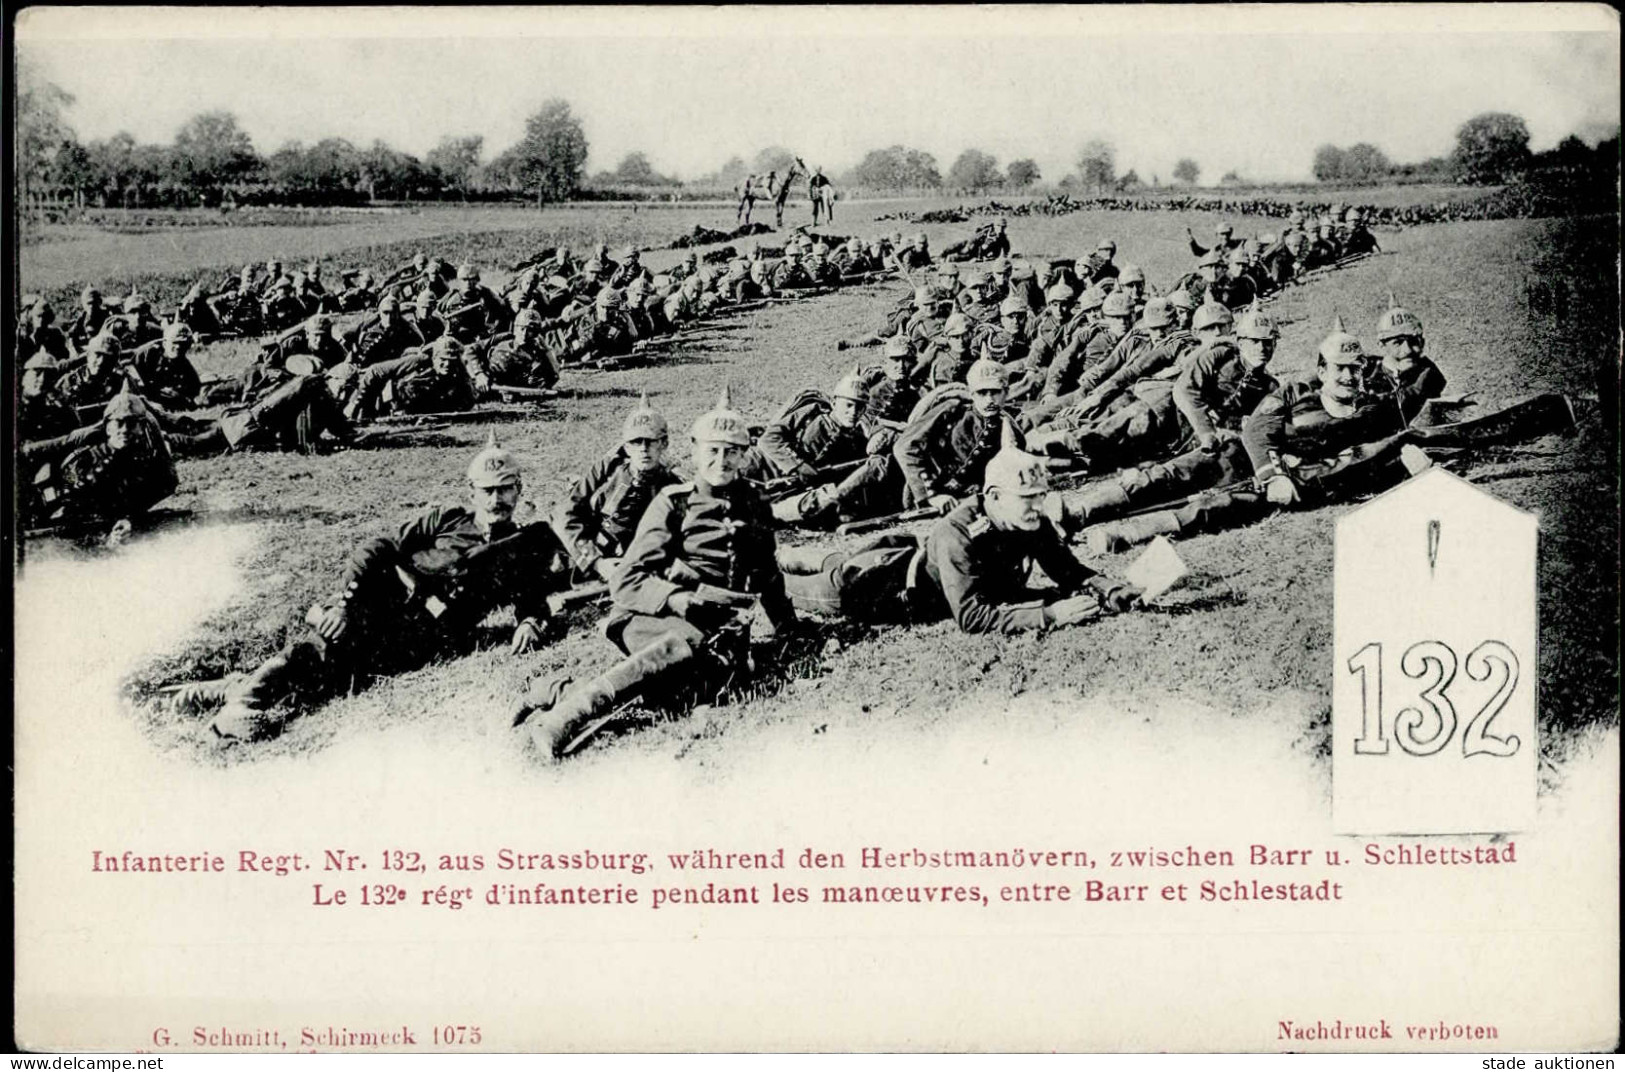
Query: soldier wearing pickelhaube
[
  {"left": 780, "top": 426, "right": 1141, "bottom": 632},
  {"left": 1065, "top": 301, "right": 1282, "bottom": 530},
  {"left": 1368, "top": 295, "right": 1447, "bottom": 423},
  {"left": 166, "top": 433, "right": 571, "bottom": 742},
  {"left": 513, "top": 385, "right": 798, "bottom": 759},
  {"left": 552, "top": 391, "right": 684, "bottom": 582},
  {"left": 895, "top": 356, "right": 1027, "bottom": 512},
  {"left": 19, "top": 351, "right": 82, "bottom": 442},
  {"left": 21, "top": 382, "right": 178, "bottom": 534}
]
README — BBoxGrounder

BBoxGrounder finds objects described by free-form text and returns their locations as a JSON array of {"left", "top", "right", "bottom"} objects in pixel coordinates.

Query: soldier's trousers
[
  {"left": 782, "top": 535, "right": 945, "bottom": 624},
  {"left": 1084, "top": 487, "right": 1271, "bottom": 554},
  {"left": 230, "top": 598, "right": 451, "bottom": 713},
  {"left": 220, "top": 373, "right": 349, "bottom": 453},
  {"left": 1072, "top": 438, "right": 1252, "bottom": 527}
]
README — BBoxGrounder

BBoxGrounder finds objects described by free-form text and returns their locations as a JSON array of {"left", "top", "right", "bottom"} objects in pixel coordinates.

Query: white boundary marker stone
[{"left": 1332, "top": 467, "right": 1539, "bottom": 834}]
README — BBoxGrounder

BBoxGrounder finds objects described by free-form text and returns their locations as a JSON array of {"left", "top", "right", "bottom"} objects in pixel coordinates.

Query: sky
[{"left": 16, "top": 5, "right": 1622, "bottom": 184}]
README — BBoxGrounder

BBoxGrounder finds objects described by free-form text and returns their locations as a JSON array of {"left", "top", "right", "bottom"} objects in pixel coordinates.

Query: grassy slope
[{"left": 28, "top": 198, "right": 1613, "bottom": 771}]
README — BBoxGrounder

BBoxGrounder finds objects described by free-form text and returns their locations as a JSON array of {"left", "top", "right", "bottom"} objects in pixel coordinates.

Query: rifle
[
  {"left": 362, "top": 404, "right": 538, "bottom": 426},
  {"left": 489, "top": 385, "right": 559, "bottom": 403},
  {"left": 835, "top": 498, "right": 955, "bottom": 537},
  {"left": 760, "top": 458, "right": 867, "bottom": 496},
  {"left": 546, "top": 580, "right": 610, "bottom": 616},
  {"left": 1406, "top": 392, "right": 1575, "bottom": 449}
]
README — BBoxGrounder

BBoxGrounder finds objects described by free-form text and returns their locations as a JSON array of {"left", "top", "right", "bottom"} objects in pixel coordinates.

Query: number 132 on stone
[{"left": 1333, "top": 468, "right": 1538, "bottom": 834}]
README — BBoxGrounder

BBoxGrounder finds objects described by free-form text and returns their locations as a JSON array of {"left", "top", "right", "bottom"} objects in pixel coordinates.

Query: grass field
[{"left": 18, "top": 196, "right": 1619, "bottom": 782}]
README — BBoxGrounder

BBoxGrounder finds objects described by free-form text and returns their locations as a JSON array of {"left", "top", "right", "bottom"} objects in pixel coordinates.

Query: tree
[
  {"left": 1006, "top": 158, "right": 1040, "bottom": 189},
  {"left": 506, "top": 99, "right": 589, "bottom": 206},
  {"left": 847, "top": 145, "right": 942, "bottom": 190},
  {"left": 1075, "top": 139, "right": 1116, "bottom": 192},
  {"left": 1451, "top": 112, "right": 1532, "bottom": 184},
  {"left": 16, "top": 58, "right": 78, "bottom": 208},
  {"left": 172, "top": 111, "right": 260, "bottom": 204},
  {"left": 1172, "top": 158, "right": 1201, "bottom": 186},
  {"left": 1219, "top": 170, "right": 1243, "bottom": 186},
  {"left": 1343, "top": 143, "right": 1392, "bottom": 182},
  {"left": 1312, "top": 144, "right": 1348, "bottom": 182},
  {"left": 753, "top": 146, "right": 798, "bottom": 178},
  {"left": 426, "top": 135, "right": 484, "bottom": 196},
  {"left": 1117, "top": 169, "right": 1143, "bottom": 192},
  {"left": 360, "top": 140, "right": 432, "bottom": 200},
  {"left": 714, "top": 155, "right": 748, "bottom": 186},
  {"left": 612, "top": 151, "right": 674, "bottom": 186},
  {"left": 947, "top": 149, "right": 1001, "bottom": 193}
]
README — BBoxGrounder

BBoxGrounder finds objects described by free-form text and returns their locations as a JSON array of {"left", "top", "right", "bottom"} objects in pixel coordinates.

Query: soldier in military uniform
[
  {"left": 956, "top": 270, "right": 1004, "bottom": 323},
  {"left": 1186, "top": 221, "right": 1245, "bottom": 258},
  {"left": 483, "top": 308, "right": 561, "bottom": 390},
  {"left": 769, "top": 245, "right": 817, "bottom": 291},
  {"left": 438, "top": 264, "right": 513, "bottom": 345},
  {"left": 167, "top": 436, "right": 570, "bottom": 741},
  {"left": 261, "top": 277, "right": 310, "bottom": 334},
  {"left": 1038, "top": 286, "right": 1128, "bottom": 402},
  {"left": 806, "top": 244, "right": 844, "bottom": 288},
  {"left": 21, "top": 385, "right": 178, "bottom": 538},
  {"left": 513, "top": 387, "right": 800, "bottom": 759},
  {"left": 781, "top": 434, "right": 1141, "bottom": 633},
  {"left": 1065, "top": 303, "right": 1282, "bottom": 529},
  {"left": 1342, "top": 212, "right": 1380, "bottom": 257},
  {"left": 175, "top": 282, "right": 228, "bottom": 340},
  {"left": 1300, "top": 222, "right": 1342, "bottom": 270},
  {"left": 342, "top": 337, "right": 485, "bottom": 422},
  {"left": 557, "top": 288, "right": 637, "bottom": 367},
  {"left": 57, "top": 333, "right": 141, "bottom": 409},
  {"left": 209, "top": 270, "right": 264, "bottom": 336},
  {"left": 410, "top": 287, "right": 447, "bottom": 345},
  {"left": 808, "top": 166, "right": 835, "bottom": 225},
  {"left": 608, "top": 247, "right": 653, "bottom": 290},
  {"left": 350, "top": 296, "right": 426, "bottom": 368},
  {"left": 1083, "top": 239, "right": 1120, "bottom": 288},
  {"left": 19, "top": 352, "right": 82, "bottom": 442},
  {"left": 16, "top": 297, "right": 73, "bottom": 371},
  {"left": 1082, "top": 324, "right": 1416, "bottom": 552},
  {"left": 1368, "top": 299, "right": 1447, "bottom": 423},
  {"left": 336, "top": 269, "right": 379, "bottom": 313},
  {"left": 895, "top": 232, "right": 934, "bottom": 272},
  {"left": 552, "top": 392, "right": 684, "bottom": 582},
  {"left": 746, "top": 370, "right": 873, "bottom": 490},
  {"left": 895, "top": 357, "right": 1027, "bottom": 512},
  {"left": 919, "top": 311, "right": 975, "bottom": 387},
  {"left": 112, "top": 295, "right": 164, "bottom": 349},
  {"left": 66, "top": 287, "right": 112, "bottom": 350},
  {"left": 129, "top": 323, "right": 204, "bottom": 410}
]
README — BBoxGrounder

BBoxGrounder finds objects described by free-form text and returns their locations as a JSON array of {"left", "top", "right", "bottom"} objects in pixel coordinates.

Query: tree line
[{"left": 17, "top": 56, "right": 1618, "bottom": 214}]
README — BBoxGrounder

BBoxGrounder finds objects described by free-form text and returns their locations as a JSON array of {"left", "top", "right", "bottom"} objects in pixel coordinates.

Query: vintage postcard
[{"left": 11, "top": 4, "right": 1620, "bottom": 1054}]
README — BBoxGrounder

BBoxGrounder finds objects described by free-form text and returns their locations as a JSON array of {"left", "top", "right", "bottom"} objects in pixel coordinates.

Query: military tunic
[{"left": 552, "top": 451, "right": 684, "bottom": 574}]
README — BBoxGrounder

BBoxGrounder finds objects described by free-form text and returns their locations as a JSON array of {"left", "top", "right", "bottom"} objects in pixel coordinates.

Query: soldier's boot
[
  {"left": 776, "top": 544, "right": 841, "bottom": 576},
  {"left": 162, "top": 673, "right": 245, "bottom": 715},
  {"left": 1083, "top": 509, "right": 1184, "bottom": 556},
  {"left": 207, "top": 640, "right": 323, "bottom": 742},
  {"left": 519, "top": 635, "right": 698, "bottom": 759},
  {"left": 769, "top": 485, "right": 836, "bottom": 526},
  {"left": 1070, "top": 480, "right": 1134, "bottom": 525}
]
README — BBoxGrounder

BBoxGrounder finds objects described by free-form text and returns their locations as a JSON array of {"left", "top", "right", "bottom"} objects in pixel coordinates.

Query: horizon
[{"left": 16, "top": 5, "right": 1621, "bottom": 186}]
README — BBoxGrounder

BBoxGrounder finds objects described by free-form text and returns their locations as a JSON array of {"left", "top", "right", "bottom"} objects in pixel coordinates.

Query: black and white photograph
[{"left": 10, "top": 4, "right": 1620, "bottom": 1055}]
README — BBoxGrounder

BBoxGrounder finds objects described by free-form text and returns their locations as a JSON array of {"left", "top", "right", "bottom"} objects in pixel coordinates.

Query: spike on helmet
[
  {"left": 103, "top": 381, "right": 150, "bottom": 422},
  {"left": 1166, "top": 289, "right": 1196, "bottom": 312},
  {"left": 1235, "top": 302, "right": 1279, "bottom": 341},
  {"left": 983, "top": 439, "right": 1051, "bottom": 494},
  {"left": 833, "top": 365, "right": 869, "bottom": 403},
  {"left": 691, "top": 384, "right": 752, "bottom": 446},
  {"left": 1376, "top": 295, "right": 1423, "bottom": 341},
  {"left": 622, "top": 388, "right": 669, "bottom": 442},
  {"left": 1192, "top": 301, "right": 1234, "bottom": 332},
  {"left": 467, "top": 428, "right": 522, "bottom": 487},
  {"left": 1318, "top": 328, "right": 1365, "bottom": 366},
  {"left": 966, "top": 357, "right": 1009, "bottom": 391},
  {"left": 1045, "top": 282, "right": 1077, "bottom": 304}
]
